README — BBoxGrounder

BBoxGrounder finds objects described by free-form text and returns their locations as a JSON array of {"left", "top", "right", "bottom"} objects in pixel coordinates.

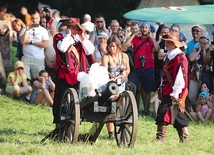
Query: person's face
[
  {"left": 161, "top": 28, "right": 170, "bottom": 36},
  {"left": 140, "top": 26, "right": 150, "bottom": 36},
  {"left": 16, "top": 67, "right": 24, "bottom": 74},
  {"left": 0, "top": 28, "right": 7, "bottom": 34},
  {"left": 40, "top": 18, "right": 46, "bottom": 27},
  {"left": 41, "top": 72, "right": 49, "bottom": 81},
  {"left": 117, "top": 33, "right": 125, "bottom": 42},
  {"left": 95, "top": 17, "right": 105, "bottom": 29},
  {"left": 110, "top": 22, "right": 120, "bottom": 33},
  {"left": 192, "top": 27, "right": 203, "bottom": 41},
  {"left": 170, "top": 26, "right": 180, "bottom": 35},
  {"left": 199, "top": 39, "right": 209, "bottom": 50},
  {"left": 59, "top": 25, "right": 67, "bottom": 32},
  {"left": 165, "top": 40, "right": 176, "bottom": 51},
  {"left": 200, "top": 97, "right": 207, "bottom": 105},
  {"left": 98, "top": 37, "right": 107, "bottom": 44},
  {"left": 108, "top": 42, "right": 118, "bottom": 54},
  {"left": 31, "top": 13, "right": 40, "bottom": 24},
  {"left": 131, "top": 25, "right": 139, "bottom": 34},
  {"left": 13, "top": 23, "right": 22, "bottom": 32},
  {"left": 68, "top": 25, "right": 81, "bottom": 35},
  {"left": 201, "top": 83, "right": 209, "bottom": 92}
]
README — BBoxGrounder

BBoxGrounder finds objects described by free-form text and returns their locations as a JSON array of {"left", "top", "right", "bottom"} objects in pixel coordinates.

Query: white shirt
[
  {"left": 20, "top": 26, "right": 49, "bottom": 59},
  {"left": 165, "top": 48, "right": 185, "bottom": 99}
]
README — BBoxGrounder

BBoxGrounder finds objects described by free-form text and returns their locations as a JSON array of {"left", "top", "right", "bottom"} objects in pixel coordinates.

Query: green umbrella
[{"left": 124, "top": 4, "right": 214, "bottom": 24}]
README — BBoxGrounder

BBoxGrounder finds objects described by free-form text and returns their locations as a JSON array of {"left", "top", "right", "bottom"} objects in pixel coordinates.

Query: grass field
[{"left": 0, "top": 95, "right": 214, "bottom": 155}]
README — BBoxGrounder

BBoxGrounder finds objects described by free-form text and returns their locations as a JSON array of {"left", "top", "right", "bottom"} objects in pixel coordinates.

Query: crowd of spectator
[{"left": 0, "top": 4, "right": 214, "bottom": 130}]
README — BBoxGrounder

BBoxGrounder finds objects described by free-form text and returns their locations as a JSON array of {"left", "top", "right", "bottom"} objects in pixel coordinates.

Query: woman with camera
[{"left": 102, "top": 36, "right": 130, "bottom": 138}]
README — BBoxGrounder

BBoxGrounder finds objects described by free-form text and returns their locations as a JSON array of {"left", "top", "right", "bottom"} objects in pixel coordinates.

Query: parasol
[{"left": 123, "top": 4, "right": 214, "bottom": 24}]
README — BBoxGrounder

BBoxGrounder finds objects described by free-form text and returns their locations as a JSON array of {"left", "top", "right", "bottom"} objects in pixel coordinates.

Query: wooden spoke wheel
[
  {"left": 114, "top": 90, "right": 138, "bottom": 147},
  {"left": 59, "top": 88, "right": 80, "bottom": 143}
]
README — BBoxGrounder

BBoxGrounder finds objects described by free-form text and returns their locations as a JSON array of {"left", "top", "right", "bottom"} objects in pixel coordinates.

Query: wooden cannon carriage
[{"left": 41, "top": 82, "right": 138, "bottom": 147}]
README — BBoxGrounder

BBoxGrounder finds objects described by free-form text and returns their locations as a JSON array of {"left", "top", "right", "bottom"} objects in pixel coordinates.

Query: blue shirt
[{"left": 186, "top": 39, "right": 199, "bottom": 57}]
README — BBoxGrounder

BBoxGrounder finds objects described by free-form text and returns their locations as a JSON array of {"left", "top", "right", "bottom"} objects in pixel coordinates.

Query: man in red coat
[
  {"left": 155, "top": 32, "right": 189, "bottom": 142},
  {"left": 53, "top": 18, "right": 95, "bottom": 124}
]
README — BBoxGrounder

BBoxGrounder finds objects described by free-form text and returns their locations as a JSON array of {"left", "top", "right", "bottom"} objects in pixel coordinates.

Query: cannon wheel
[
  {"left": 114, "top": 90, "right": 138, "bottom": 147},
  {"left": 59, "top": 88, "right": 80, "bottom": 143}
]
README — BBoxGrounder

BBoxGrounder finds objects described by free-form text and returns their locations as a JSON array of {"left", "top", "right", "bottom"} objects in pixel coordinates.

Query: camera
[
  {"left": 139, "top": 56, "right": 146, "bottom": 68},
  {"left": 31, "top": 24, "right": 39, "bottom": 28}
]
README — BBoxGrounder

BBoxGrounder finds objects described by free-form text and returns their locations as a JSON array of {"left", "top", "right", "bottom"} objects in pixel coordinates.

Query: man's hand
[{"left": 171, "top": 96, "right": 182, "bottom": 106}]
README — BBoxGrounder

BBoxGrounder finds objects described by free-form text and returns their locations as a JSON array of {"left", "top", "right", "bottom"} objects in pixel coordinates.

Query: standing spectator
[
  {"left": 6, "top": 61, "right": 32, "bottom": 99},
  {"left": 0, "top": 4, "right": 7, "bottom": 20},
  {"left": 20, "top": 10, "right": 49, "bottom": 81},
  {"left": 44, "top": 19, "right": 58, "bottom": 82},
  {"left": 30, "top": 70, "right": 55, "bottom": 107},
  {"left": 123, "top": 19, "right": 132, "bottom": 36},
  {"left": 81, "top": 14, "right": 94, "bottom": 33},
  {"left": 204, "top": 40, "right": 214, "bottom": 91},
  {"left": 52, "top": 17, "right": 95, "bottom": 124},
  {"left": 12, "top": 18, "right": 26, "bottom": 60},
  {"left": 89, "top": 13, "right": 109, "bottom": 46},
  {"left": 155, "top": 32, "right": 189, "bottom": 142},
  {"left": 188, "top": 36, "right": 210, "bottom": 111},
  {"left": 93, "top": 31, "right": 108, "bottom": 64},
  {"left": 155, "top": 22, "right": 165, "bottom": 42},
  {"left": 170, "top": 24, "right": 187, "bottom": 43},
  {"left": 20, "top": 6, "right": 31, "bottom": 25},
  {"left": 108, "top": 19, "right": 121, "bottom": 37},
  {"left": 0, "top": 17, "right": 13, "bottom": 94},
  {"left": 102, "top": 36, "right": 130, "bottom": 138},
  {"left": 124, "top": 22, "right": 159, "bottom": 115},
  {"left": 186, "top": 25, "right": 203, "bottom": 59}
]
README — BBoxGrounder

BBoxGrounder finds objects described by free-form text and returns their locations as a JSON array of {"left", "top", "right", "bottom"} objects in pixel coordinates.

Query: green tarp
[{"left": 124, "top": 4, "right": 214, "bottom": 24}]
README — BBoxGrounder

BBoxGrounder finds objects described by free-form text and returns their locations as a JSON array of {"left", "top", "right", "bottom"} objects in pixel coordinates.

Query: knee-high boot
[
  {"left": 177, "top": 127, "right": 189, "bottom": 142},
  {"left": 156, "top": 125, "right": 167, "bottom": 142}
]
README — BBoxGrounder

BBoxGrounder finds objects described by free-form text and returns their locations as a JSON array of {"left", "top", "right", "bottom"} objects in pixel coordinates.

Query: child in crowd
[
  {"left": 190, "top": 91, "right": 213, "bottom": 122},
  {"left": 30, "top": 70, "right": 55, "bottom": 107},
  {"left": 6, "top": 61, "right": 32, "bottom": 99}
]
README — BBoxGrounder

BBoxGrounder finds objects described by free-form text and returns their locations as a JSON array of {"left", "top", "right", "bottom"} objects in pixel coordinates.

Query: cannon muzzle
[{"left": 80, "top": 82, "right": 119, "bottom": 109}]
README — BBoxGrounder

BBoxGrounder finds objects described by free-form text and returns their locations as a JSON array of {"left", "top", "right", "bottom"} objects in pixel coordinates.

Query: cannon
[{"left": 41, "top": 82, "right": 138, "bottom": 147}]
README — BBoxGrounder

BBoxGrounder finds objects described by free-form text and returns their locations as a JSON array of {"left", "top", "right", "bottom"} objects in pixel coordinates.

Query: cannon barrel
[{"left": 80, "top": 82, "right": 119, "bottom": 109}]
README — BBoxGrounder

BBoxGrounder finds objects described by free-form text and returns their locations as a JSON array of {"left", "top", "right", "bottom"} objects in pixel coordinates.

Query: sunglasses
[
  {"left": 96, "top": 21, "right": 104, "bottom": 23},
  {"left": 16, "top": 67, "right": 24, "bottom": 70},
  {"left": 117, "top": 35, "right": 124, "bottom": 39}
]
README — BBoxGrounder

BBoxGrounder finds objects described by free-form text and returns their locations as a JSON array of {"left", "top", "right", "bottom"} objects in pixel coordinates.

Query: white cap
[{"left": 83, "top": 14, "right": 91, "bottom": 20}]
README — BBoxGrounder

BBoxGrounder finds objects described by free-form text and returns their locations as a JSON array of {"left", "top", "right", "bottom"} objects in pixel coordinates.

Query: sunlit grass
[{"left": 0, "top": 95, "right": 214, "bottom": 155}]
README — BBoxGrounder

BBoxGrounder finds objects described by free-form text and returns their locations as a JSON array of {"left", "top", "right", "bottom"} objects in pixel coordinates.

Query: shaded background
[{"left": 1, "top": 0, "right": 141, "bottom": 27}]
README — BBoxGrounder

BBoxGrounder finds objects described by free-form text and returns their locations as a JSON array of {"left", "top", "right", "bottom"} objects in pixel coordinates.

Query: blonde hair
[{"left": 12, "top": 18, "right": 25, "bottom": 28}]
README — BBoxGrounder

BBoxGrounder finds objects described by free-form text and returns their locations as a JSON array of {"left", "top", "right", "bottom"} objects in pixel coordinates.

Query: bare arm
[
  {"left": 189, "top": 48, "right": 199, "bottom": 62},
  {"left": 123, "top": 33, "right": 136, "bottom": 48}
]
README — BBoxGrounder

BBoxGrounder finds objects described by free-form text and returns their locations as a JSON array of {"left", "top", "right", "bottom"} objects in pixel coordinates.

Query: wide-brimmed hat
[
  {"left": 161, "top": 32, "right": 184, "bottom": 47},
  {"left": 14, "top": 61, "right": 24, "bottom": 69},
  {"left": 61, "top": 17, "right": 85, "bottom": 32},
  {"left": 97, "top": 32, "right": 108, "bottom": 39}
]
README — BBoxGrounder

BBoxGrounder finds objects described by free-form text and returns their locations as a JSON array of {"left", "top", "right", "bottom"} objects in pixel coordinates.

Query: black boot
[
  {"left": 177, "top": 127, "right": 189, "bottom": 143},
  {"left": 156, "top": 125, "right": 167, "bottom": 142}
]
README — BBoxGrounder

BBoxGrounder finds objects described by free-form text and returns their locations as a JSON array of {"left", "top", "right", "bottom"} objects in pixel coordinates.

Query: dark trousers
[
  {"left": 155, "top": 95, "right": 188, "bottom": 129},
  {"left": 52, "top": 79, "right": 78, "bottom": 123}
]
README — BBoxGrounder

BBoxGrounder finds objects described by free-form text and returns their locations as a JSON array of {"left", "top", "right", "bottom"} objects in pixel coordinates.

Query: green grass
[{"left": 0, "top": 95, "right": 214, "bottom": 155}]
